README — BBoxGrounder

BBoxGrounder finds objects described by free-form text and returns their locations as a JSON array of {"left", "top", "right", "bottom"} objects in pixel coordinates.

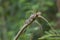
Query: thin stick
[
  {"left": 34, "top": 20, "right": 43, "bottom": 32},
  {"left": 14, "top": 13, "right": 38, "bottom": 40},
  {"left": 38, "top": 15, "right": 56, "bottom": 33}
]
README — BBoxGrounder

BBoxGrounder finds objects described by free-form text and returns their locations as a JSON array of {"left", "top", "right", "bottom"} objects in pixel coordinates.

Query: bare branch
[
  {"left": 38, "top": 15, "right": 56, "bottom": 33},
  {"left": 14, "top": 12, "right": 40, "bottom": 40},
  {"left": 14, "top": 12, "right": 57, "bottom": 40}
]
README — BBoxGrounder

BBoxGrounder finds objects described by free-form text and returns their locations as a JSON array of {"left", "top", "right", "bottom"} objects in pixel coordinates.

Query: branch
[
  {"left": 38, "top": 15, "right": 56, "bottom": 33},
  {"left": 14, "top": 12, "right": 41, "bottom": 40}
]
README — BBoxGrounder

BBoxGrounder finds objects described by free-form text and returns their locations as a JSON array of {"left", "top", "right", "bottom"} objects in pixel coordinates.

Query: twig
[
  {"left": 14, "top": 12, "right": 55, "bottom": 40},
  {"left": 34, "top": 20, "right": 43, "bottom": 32},
  {"left": 14, "top": 12, "right": 41, "bottom": 40},
  {"left": 38, "top": 15, "right": 57, "bottom": 34}
]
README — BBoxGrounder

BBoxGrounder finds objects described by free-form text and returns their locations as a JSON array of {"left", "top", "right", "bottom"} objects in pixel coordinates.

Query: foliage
[
  {"left": 39, "top": 30, "right": 60, "bottom": 40},
  {"left": 0, "top": 0, "right": 60, "bottom": 40}
]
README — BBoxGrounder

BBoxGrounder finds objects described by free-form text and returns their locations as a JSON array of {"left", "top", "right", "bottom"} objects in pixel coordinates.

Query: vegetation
[{"left": 0, "top": 0, "right": 60, "bottom": 40}]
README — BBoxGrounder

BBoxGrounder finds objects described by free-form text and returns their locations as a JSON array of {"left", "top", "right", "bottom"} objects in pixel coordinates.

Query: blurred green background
[{"left": 0, "top": 0, "right": 60, "bottom": 40}]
